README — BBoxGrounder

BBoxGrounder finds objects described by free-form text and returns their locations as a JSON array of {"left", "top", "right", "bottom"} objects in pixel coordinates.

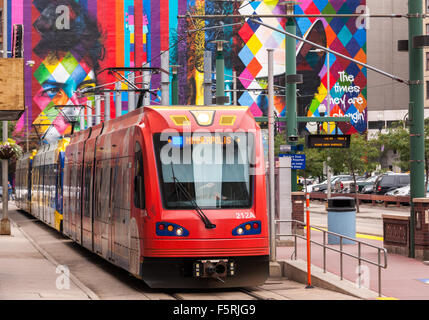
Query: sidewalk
[
  {"left": 276, "top": 201, "right": 429, "bottom": 300},
  {"left": 0, "top": 219, "right": 91, "bottom": 300}
]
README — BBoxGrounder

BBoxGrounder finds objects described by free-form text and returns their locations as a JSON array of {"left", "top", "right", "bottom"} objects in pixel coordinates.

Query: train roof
[
  {"left": 66, "top": 106, "right": 257, "bottom": 145},
  {"left": 143, "top": 106, "right": 257, "bottom": 132}
]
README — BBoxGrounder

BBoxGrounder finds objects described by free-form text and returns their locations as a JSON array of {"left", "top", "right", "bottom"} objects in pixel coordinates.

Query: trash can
[{"left": 327, "top": 197, "right": 356, "bottom": 245}]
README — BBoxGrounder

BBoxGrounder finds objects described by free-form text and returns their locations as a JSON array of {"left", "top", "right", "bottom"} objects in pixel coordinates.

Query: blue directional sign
[{"left": 279, "top": 154, "right": 306, "bottom": 170}]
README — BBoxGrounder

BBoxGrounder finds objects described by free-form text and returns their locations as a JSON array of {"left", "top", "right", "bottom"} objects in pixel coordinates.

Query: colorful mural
[
  {"left": 234, "top": 0, "right": 367, "bottom": 134},
  {"left": 10, "top": 0, "right": 367, "bottom": 142}
]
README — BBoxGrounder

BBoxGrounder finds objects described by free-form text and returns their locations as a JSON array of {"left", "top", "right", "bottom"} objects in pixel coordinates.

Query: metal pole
[
  {"left": 115, "top": 82, "right": 122, "bottom": 118},
  {"left": 327, "top": 156, "right": 332, "bottom": 199},
  {"left": 1, "top": 0, "right": 10, "bottom": 235},
  {"left": 161, "top": 51, "right": 170, "bottom": 105},
  {"left": 233, "top": 70, "right": 238, "bottom": 105},
  {"left": 268, "top": 49, "right": 276, "bottom": 262},
  {"left": 408, "top": 0, "right": 425, "bottom": 259},
  {"left": 87, "top": 100, "right": 93, "bottom": 128},
  {"left": 286, "top": 17, "right": 298, "bottom": 192},
  {"left": 305, "top": 191, "right": 313, "bottom": 288},
  {"left": 327, "top": 51, "right": 331, "bottom": 133},
  {"left": 215, "top": 42, "right": 226, "bottom": 104},
  {"left": 178, "top": 13, "right": 408, "bottom": 19},
  {"left": 104, "top": 92, "right": 111, "bottom": 122},
  {"left": 171, "top": 66, "right": 179, "bottom": 105},
  {"left": 204, "top": 51, "right": 212, "bottom": 106},
  {"left": 128, "top": 72, "right": 136, "bottom": 112},
  {"left": 143, "top": 70, "right": 151, "bottom": 106},
  {"left": 94, "top": 96, "right": 101, "bottom": 125},
  {"left": 80, "top": 107, "right": 85, "bottom": 131}
]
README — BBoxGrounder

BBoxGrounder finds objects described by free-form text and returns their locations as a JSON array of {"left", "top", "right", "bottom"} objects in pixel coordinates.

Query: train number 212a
[{"left": 235, "top": 212, "right": 256, "bottom": 219}]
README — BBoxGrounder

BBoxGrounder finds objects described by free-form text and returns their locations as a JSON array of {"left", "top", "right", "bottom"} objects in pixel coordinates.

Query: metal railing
[{"left": 275, "top": 219, "right": 388, "bottom": 297}]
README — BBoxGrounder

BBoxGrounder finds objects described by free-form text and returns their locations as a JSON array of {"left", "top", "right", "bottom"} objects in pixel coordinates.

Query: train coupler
[{"left": 193, "top": 259, "right": 236, "bottom": 279}]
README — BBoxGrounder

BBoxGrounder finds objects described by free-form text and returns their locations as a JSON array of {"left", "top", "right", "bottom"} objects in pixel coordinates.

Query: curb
[
  {"left": 10, "top": 218, "right": 100, "bottom": 301},
  {"left": 279, "top": 259, "right": 382, "bottom": 300}
]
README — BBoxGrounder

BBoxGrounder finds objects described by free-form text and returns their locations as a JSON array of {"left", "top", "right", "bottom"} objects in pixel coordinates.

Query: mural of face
[
  {"left": 33, "top": 51, "right": 96, "bottom": 138},
  {"left": 29, "top": 0, "right": 104, "bottom": 142}
]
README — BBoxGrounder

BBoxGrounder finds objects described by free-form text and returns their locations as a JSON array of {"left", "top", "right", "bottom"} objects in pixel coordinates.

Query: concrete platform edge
[
  {"left": 280, "top": 259, "right": 381, "bottom": 300},
  {"left": 10, "top": 219, "right": 100, "bottom": 300}
]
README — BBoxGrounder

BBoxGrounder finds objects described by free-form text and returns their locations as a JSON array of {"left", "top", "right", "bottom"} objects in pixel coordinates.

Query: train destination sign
[{"left": 306, "top": 134, "right": 351, "bottom": 149}]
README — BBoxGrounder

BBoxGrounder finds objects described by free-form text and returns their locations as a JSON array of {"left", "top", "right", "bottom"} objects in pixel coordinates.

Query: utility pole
[
  {"left": 211, "top": 40, "right": 228, "bottom": 105},
  {"left": 408, "top": 0, "right": 425, "bottom": 258},
  {"left": 284, "top": 2, "right": 298, "bottom": 192},
  {"left": 161, "top": 51, "right": 170, "bottom": 106},
  {"left": 170, "top": 65, "right": 180, "bottom": 105},
  {"left": 115, "top": 82, "right": 122, "bottom": 118},
  {"left": 104, "top": 92, "right": 111, "bottom": 122},
  {"left": 204, "top": 51, "right": 212, "bottom": 106},
  {"left": 1, "top": 0, "right": 10, "bottom": 235},
  {"left": 267, "top": 49, "right": 276, "bottom": 262}
]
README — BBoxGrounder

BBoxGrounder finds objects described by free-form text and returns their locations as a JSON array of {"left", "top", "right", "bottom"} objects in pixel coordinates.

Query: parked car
[
  {"left": 357, "top": 175, "right": 379, "bottom": 192},
  {"left": 310, "top": 175, "right": 350, "bottom": 193},
  {"left": 386, "top": 185, "right": 410, "bottom": 196},
  {"left": 336, "top": 175, "right": 361, "bottom": 193},
  {"left": 374, "top": 173, "right": 410, "bottom": 195}
]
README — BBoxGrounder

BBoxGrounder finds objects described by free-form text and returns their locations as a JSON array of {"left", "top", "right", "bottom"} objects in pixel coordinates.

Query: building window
[{"left": 426, "top": 24, "right": 429, "bottom": 35}]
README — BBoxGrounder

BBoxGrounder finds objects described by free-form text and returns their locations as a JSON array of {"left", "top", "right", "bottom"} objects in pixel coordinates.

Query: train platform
[
  {"left": 0, "top": 215, "right": 93, "bottom": 300},
  {"left": 275, "top": 202, "right": 429, "bottom": 300},
  {"left": 0, "top": 203, "right": 359, "bottom": 300}
]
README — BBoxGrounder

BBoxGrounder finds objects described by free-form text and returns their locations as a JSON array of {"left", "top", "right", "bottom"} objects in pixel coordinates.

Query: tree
[{"left": 327, "top": 133, "right": 379, "bottom": 212}]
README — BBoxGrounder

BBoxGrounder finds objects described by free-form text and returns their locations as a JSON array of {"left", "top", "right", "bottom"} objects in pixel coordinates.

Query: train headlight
[
  {"left": 232, "top": 221, "right": 261, "bottom": 236},
  {"left": 156, "top": 222, "right": 189, "bottom": 237}
]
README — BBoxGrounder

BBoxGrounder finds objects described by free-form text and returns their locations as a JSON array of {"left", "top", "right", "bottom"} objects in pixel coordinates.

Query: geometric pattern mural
[{"left": 10, "top": 0, "right": 367, "bottom": 143}]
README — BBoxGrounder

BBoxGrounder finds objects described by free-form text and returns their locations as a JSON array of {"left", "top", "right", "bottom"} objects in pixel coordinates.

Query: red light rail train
[{"left": 15, "top": 106, "right": 269, "bottom": 288}]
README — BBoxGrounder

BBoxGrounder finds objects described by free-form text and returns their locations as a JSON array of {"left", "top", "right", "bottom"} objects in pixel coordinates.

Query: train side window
[{"left": 134, "top": 142, "right": 145, "bottom": 209}]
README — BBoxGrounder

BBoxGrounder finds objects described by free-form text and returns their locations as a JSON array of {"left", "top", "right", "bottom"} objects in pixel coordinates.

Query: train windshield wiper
[{"left": 170, "top": 164, "right": 216, "bottom": 229}]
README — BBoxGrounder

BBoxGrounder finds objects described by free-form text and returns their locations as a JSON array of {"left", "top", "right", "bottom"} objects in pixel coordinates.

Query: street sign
[
  {"left": 279, "top": 154, "right": 306, "bottom": 170},
  {"left": 306, "top": 134, "right": 351, "bottom": 149}
]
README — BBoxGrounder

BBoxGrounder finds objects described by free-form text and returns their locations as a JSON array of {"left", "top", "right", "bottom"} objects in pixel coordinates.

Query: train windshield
[{"left": 153, "top": 132, "right": 254, "bottom": 209}]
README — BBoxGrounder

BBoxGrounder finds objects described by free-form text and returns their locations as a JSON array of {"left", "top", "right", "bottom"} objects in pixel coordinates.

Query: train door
[
  {"left": 129, "top": 141, "right": 145, "bottom": 276},
  {"left": 93, "top": 160, "right": 102, "bottom": 255},
  {"left": 82, "top": 160, "right": 93, "bottom": 250},
  {"left": 97, "top": 159, "right": 113, "bottom": 261},
  {"left": 31, "top": 164, "right": 38, "bottom": 217},
  {"left": 70, "top": 159, "right": 77, "bottom": 240},
  {"left": 63, "top": 157, "right": 71, "bottom": 237},
  {"left": 110, "top": 156, "right": 130, "bottom": 269},
  {"left": 38, "top": 163, "right": 45, "bottom": 221}
]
